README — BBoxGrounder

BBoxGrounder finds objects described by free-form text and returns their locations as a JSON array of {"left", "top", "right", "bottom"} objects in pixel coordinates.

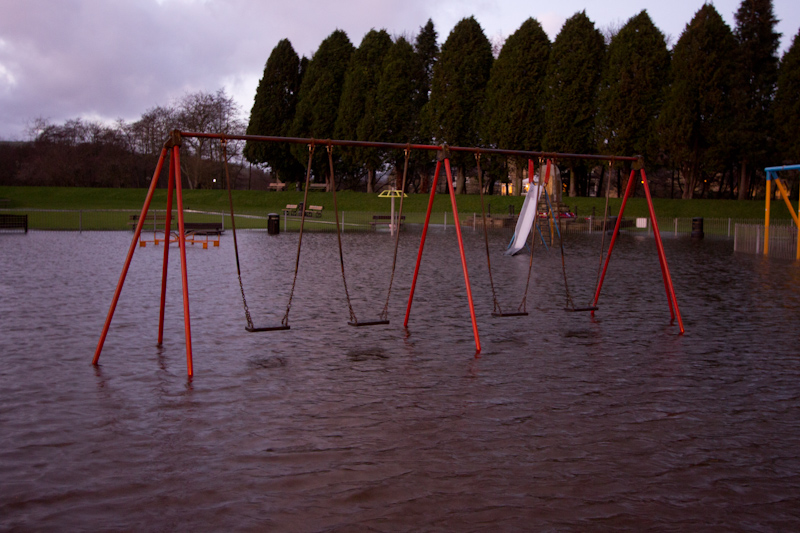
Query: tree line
[
  {"left": 0, "top": 89, "right": 253, "bottom": 190},
  {"left": 2, "top": 0, "right": 798, "bottom": 200},
  {"left": 245, "top": 0, "right": 799, "bottom": 200}
]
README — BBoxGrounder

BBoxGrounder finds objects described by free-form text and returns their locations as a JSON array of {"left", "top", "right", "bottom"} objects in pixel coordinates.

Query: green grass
[{"left": 1, "top": 185, "right": 795, "bottom": 220}]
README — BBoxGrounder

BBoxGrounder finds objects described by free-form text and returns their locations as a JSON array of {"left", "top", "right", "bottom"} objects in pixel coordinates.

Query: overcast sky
[{"left": 1, "top": 0, "right": 798, "bottom": 140}]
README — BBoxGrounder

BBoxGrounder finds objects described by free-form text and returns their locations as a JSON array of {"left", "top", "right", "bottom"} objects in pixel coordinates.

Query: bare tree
[{"left": 175, "top": 89, "right": 246, "bottom": 189}]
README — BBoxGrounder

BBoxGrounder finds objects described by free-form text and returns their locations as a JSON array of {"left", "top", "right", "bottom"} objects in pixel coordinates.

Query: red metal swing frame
[{"left": 92, "top": 131, "right": 683, "bottom": 377}]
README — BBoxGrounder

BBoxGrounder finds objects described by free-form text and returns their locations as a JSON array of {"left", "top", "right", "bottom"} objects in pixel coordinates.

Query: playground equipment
[
  {"left": 504, "top": 159, "right": 547, "bottom": 257},
  {"left": 557, "top": 162, "right": 614, "bottom": 313},
  {"left": 590, "top": 163, "right": 683, "bottom": 335},
  {"left": 93, "top": 131, "right": 683, "bottom": 377},
  {"left": 763, "top": 164, "right": 800, "bottom": 260},
  {"left": 378, "top": 188, "right": 407, "bottom": 235},
  {"left": 328, "top": 144, "right": 403, "bottom": 327},
  {"left": 477, "top": 156, "right": 538, "bottom": 317},
  {"left": 223, "top": 138, "right": 290, "bottom": 332}
]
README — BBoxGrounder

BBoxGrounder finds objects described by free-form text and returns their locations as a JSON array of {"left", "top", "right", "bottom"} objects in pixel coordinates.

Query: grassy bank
[{"left": 1, "top": 185, "right": 794, "bottom": 219}]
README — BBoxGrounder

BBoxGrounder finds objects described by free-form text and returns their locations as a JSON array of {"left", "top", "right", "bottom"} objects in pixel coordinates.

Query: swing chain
[
  {"left": 328, "top": 144, "right": 358, "bottom": 325},
  {"left": 518, "top": 158, "right": 541, "bottom": 313},
  {"left": 591, "top": 160, "right": 614, "bottom": 307},
  {"left": 282, "top": 143, "right": 315, "bottom": 326},
  {"left": 475, "top": 152, "right": 502, "bottom": 315},
  {"left": 547, "top": 159, "right": 577, "bottom": 310},
  {"left": 379, "top": 146, "right": 410, "bottom": 322},
  {"left": 222, "top": 137, "right": 255, "bottom": 330}
]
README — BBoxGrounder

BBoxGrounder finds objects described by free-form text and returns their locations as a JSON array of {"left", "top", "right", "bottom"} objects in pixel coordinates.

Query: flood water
[{"left": 2, "top": 226, "right": 800, "bottom": 531}]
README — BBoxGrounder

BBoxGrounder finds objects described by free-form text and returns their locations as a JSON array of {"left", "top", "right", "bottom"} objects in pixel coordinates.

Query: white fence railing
[
  {"left": 2, "top": 208, "right": 797, "bottom": 258},
  {"left": 734, "top": 223, "right": 798, "bottom": 260}
]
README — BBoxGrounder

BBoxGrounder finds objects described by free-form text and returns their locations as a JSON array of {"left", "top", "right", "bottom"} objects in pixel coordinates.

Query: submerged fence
[
  {"left": 734, "top": 223, "right": 798, "bottom": 260},
  {"left": 1, "top": 208, "right": 794, "bottom": 240},
  {"left": 0, "top": 208, "right": 457, "bottom": 232}
]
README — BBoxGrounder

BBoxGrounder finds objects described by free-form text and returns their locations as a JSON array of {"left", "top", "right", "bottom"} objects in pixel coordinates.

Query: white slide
[{"left": 504, "top": 182, "right": 543, "bottom": 256}]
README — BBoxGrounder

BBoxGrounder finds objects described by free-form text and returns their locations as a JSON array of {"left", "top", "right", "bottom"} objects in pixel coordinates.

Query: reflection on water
[{"left": 1, "top": 229, "right": 800, "bottom": 531}]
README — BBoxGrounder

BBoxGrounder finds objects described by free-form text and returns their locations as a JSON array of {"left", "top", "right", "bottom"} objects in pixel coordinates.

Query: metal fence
[
  {"left": 734, "top": 223, "right": 798, "bottom": 260},
  {"left": 2, "top": 209, "right": 796, "bottom": 248},
  {"left": 0, "top": 208, "right": 460, "bottom": 233}
]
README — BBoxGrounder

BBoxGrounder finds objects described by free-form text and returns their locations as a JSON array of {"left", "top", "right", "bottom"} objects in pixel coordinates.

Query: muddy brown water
[{"left": 2, "top": 228, "right": 800, "bottom": 531}]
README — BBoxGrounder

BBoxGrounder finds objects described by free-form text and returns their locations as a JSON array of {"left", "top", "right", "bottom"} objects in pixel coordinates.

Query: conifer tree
[
  {"left": 595, "top": 11, "right": 670, "bottom": 167},
  {"left": 659, "top": 4, "right": 737, "bottom": 199},
  {"left": 482, "top": 18, "right": 550, "bottom": 195},
  {"left": 371, "top": 37, "right": 422, "bottom": 189},
  {"left": 413, "top": 20, "right": 439, "bottom": 192},
  {"left": 414, "top": 19, "right": 438, "bottom": 115},
  {"left": 543, "top": 11, "right": 605, "bottom": 196},
  {"left": 291, "top": 29, "right": 354, "bottom": 190},
  {"left": 733, "top": 0, "right": 780, "bottom": 199},
  {"left": 775, "top": 29, "right": 800, "bottom": 162},
  {"left": 244, "top": 39, "right": 303, "bottom": 182},
  {"left": 425, "top": 16, "right": 493, "bottom": 193},
  {"left": 335, "top": 29, "right": 393, "bottom": 191}
]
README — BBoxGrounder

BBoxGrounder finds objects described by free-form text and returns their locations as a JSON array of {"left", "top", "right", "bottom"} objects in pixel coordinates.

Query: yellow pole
[
  {"left": 765, "top": 178, "right": 771, "bottom": 255},
  {"left": 774, "top": 178, "right": 800, "bottom": 226}
]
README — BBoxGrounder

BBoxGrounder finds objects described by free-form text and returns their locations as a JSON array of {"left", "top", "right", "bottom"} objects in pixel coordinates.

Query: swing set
[
  {"left": 93, "top": 131, "right": 683, "bottom": 377},
  {"left": 763, "top": 164, "right": 800, "bottom": 260}
]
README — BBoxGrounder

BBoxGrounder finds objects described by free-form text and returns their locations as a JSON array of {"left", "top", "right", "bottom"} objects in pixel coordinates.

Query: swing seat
[
  {"left": 246, "top": 324, "right": 290, "bottom": 332},
  {"left": 565, "top": 306, "right": 599, "bottom": 312},
  {"left": 348, "top": 319, "right": 390, "bottom": 327},
  {"left": 491, "top": 311, "right": 529, "bottom": 317}
]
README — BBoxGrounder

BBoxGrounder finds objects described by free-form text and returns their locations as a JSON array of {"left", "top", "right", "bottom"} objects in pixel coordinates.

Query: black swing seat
[
  {"left": 566, "top": 306, "right": 599, "bottom": 312},
  {"left": 491, "top": 311, "right": 529, "bottom": 317},
  {"left": 348, "top": 319, "right": 390, "bottom": 327},
  {"left": 246, "top": 324, "right": 291, "bottom": 332}
]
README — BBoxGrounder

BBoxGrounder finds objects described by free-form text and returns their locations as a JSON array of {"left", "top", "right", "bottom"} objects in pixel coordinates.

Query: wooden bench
[
  {"left": 308, "top": 183, "right": 327, "bottom": 191},
  {"left": 0, "top": 213, "right": 28, "bottom": 233},
  {"left": 268, "top": 182, "right": 286, "bottom": 191},
  {"left": 371, "top": 215, "right": 405, "bottom": 228},
  {"left": 183, "top": 222, "right": 223, "bottom": 236},
  {"left": 182, "top": 222, "right": 223, "bottom": 249},
  {"left": 282, "top": 204, "right": 323, "bottom": 218},
  {"left": 129, "top": 213, "right": 168, "bottom": 231},
  {"left": 138, "top": 221, "right": 222, "bottom": 248}
]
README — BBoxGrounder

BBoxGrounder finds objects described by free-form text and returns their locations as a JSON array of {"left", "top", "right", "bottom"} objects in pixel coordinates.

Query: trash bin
[
  {"left": 606, "top": 216, "right": 618, "bottom": 235},
  {"left": 267, "top": 213, "right": 280, "bottom": 235},
  {"left": 691, "top": 217, "right": 704, "bottom": 239}
]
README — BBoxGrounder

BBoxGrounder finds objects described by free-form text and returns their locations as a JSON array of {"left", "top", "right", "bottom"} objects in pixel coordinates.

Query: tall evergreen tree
[
  {"left": 659, "top": 4, "right": 737, "bottom": 199},
  {"left": 335, "top": 29, "right": 393, "bottom": 192},
  {"left": 244, "top": 39, "right": 303, "bottom": 182},
  {"left": 372, "top": 37, "right": 423, "bottom": 189},
  {"left": 425, "top": 16, "right": 493, "bottom": 193},
  {"left": 413, "top": 19, "right": 439, "bottom": 192},
  {"left": 291, "top": 29, "right": 354, "bottom": 190},
  {"left": 482, "top": 18, "right": 550, "bottom": 195},
  {"left": 733, "top": 0, "right": 781, "bottom": 199},
  {"left": 595, "top": 11, "right": 670, "bottom": 169},
  {"left": 775, "top": 29, "right": 800, "bottom": 162},
  {"left": 414, "top": 19, "right": 438, "bottom": 115},
  {"left": 543, "top": 11, "right": 605, "bottom": 196}
]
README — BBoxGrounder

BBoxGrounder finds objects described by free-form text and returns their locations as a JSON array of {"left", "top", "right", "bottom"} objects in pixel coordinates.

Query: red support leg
[
  {"left": 643, "top": 172, "right": 675, "bottom": 320},
  {"left": 641, "top": 169, "right": 684, "bottom": 334},
  {"left": 592, "top": 169, "right": 636, "bottom": 309},
  {"left": 443, "top": 158, "right": 481, "bottom": 353},
  {"left": 404, "top": 161, "right": 442, "bottom": 327},
  {"left": 172, "top": 146, "right": 194, "bottom": 377},
  {"left": 157, "top": 155, "right": 176, "bottom": 346},
  {"left": 93, "top": 147, "right": 168, "bottom": 366}
]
